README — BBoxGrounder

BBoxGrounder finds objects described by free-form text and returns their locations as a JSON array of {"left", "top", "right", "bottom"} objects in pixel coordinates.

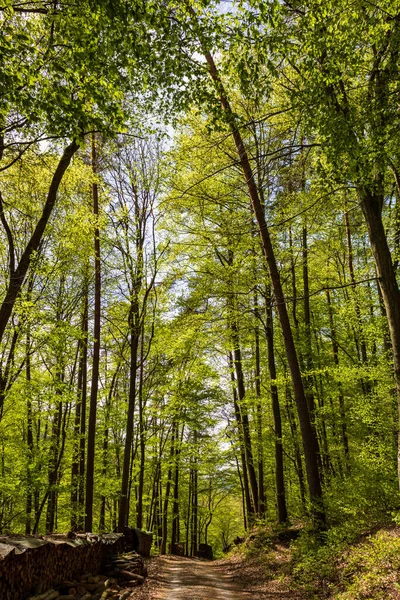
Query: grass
[{"left": 233, "top": 522, "right": 400, "bottom": 599}]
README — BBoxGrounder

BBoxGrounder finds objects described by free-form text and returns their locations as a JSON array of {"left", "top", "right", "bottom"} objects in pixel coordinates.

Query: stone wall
[{"left": 0, "top": 533, "right": 125, "bottom": 600}]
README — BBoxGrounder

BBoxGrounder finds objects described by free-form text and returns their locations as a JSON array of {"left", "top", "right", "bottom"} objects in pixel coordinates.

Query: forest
[{"left": 1, "top": 0, "right": 400, "bottom": 572}]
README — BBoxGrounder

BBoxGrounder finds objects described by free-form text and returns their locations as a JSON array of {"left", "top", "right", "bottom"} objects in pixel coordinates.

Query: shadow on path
[{"left": 152, "top": 556, "right": 254, "bottom": 600}]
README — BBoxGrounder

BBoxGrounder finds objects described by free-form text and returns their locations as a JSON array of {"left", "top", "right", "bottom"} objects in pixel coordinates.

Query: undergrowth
[{"left": 235, "top": 482, "right": 400, "bottom": 599}]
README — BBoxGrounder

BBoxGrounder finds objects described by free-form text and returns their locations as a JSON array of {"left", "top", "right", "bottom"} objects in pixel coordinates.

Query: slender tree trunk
[
  {"left": 127, "top": 429, "right": 138, "bottom": 524},
  {"left": 45, "top": 402, "right": 61, "bottom": 532},
  {"left": 118, "top": 301, "right": 140, "bottom": 531},
  {"left": 326, "top": 290, "right": 350, "bottom": 469},
  {"left": 229, "top": 353, "right": 252, "bottom": 525},
  {"left": 136, "top": 328, "right": 145, "bottom": 530},
  {"left": 152, "top": 465, "right": 161, "bottom": 548},
  {"left": 345, "top": 209, "right": 371, "bottom": 399},
  {"left": 71, "top": 336, "right": 83, "bottom": 531},
  {"left": 46, "top": 276, "right": 66, "bottom": 534},
  {"left": 71, "top": 279, "right": 88, "bottom": 531},
  {"left": 302, "top": 226, "right": 316, "bottom": 413},
  {"left": 78, "top": 285, "right": 88, "bottom": 531},
  {"left": 99, "top": 425, "right": 109, "bottom": 532},
  {"left": 157, "top": 472, "right": 163, "bottom": 551},
  {"left": 25, "top": 312, "right": 33, "bottom": 534},
  {"left": 186, "top": 464, "right": 192, "bottom": 557},
  {"left": 233, "top": 449, "right": 247, "bottom": 530},
  {"left": 254, "top": 293, "right": 266, "bottom": 517},
  {"left": 148, "top": 459, "right": 161, "bottom": 533},
  {"left": 161, "top": 424, "right": 175, "bottom": 554},
  {"left": 192, "top": 32, "right": 325, "bottom": 524},
  {"left": 264, "top": 287, "right": 288, "bottom": 523},
  {"left": 191, "top": 432, "right": 198, "bottom": 557},
  {"left": 171, "top": 426, "right": 182, "bottom": 550},
  {"left": 0, "top": 141, "right": 79, "bottom": 360},
  {"left": 285, "top": 385, "right": 307, "bottom": 512},
  {"left": 99, "top": 367, "right": 118, "bottom": 531},
  {"left": 85, "top": 136, "right": 101, "bottom": 532},
  {"left": 345, "top": 210, "right": 369, "bottom": 366},
  {"left": 289, "top": 226, "right": 299, "bottom": 331},
  {"left": 228, "top": 307, "right": 259, "bottom": 514},
  {"left": 302, "top": 227, "right": 328, "bottom": 480}
]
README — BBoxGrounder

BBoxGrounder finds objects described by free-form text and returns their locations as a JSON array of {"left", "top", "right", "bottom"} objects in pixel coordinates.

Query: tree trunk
[
  {"left": 229, "top": 353, "right": 252, "bottom": 525},
  {"left": 186, "top": 462, "right": 192, "bottom": 557},
  {"left": 360, "top": 187, "right": 400, "bottom": 486},
  {"left": 190, "top": 433, "right": 198, "bottom": 557},
  {"left": 71, "top": 279, "right": 88, "bottom": 531},
  {"left": 171, "top": 426, "right": 182, "bottom": 549},
  {"left": 45, "top": 399, "right": 63, "bottom": 533},
  {"left": 118, "top": 300, "right": 140, "bottom": 531},
  {"left": 302, "top": 226, "right": 316, "bottom": 415},
  {"left": 25, "top": 308, "right": 33, "bottom": 534},
  {"left": 0, "top": 141, "right": 79, "bottom": 360},
  {"left": 71, "top": 336, "right": 83, "bottom": 532},
  {"left": 254, "top": 293, "right": 266, "bottom": 517},
  {"left": 85, "top": 135, "right": 101, "bottom": 532},
  {"left": 285, "top": 384, "right": 307, "bottom": 512},
  {"left": 192, "top": 33, "right": 325, "bottom": 525},
  {"left": 326, "top": 289, "right": 350, "bottom": 469},
  {"left": 228, "top": 309, "right": 259, "bottom": 514},
  {"left": 345, "top": 208, "right": 371, "bottom": 399},
  {"left": 99, "top": 366, "right": 118, "bottom": 531},
  {"left": 136, "top": 328, "right": 145, "bottom": 530},
  {"left": 289, "top": 226, "right": 299, "bottom": 330},
  {"left": 264, "top": 287, "right": 288, "bottom": 523},
  {"left": 160, "top": 424, "right": 175, "bottom": 555}
]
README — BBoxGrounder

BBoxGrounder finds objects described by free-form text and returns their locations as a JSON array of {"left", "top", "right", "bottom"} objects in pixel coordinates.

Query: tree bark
[
  {"left": 229, "top": 352, "right": 252, "bottom": 525},
  {"left": 85, "top": 135, "right": 101, "bottom": 532},
  {"left": 78, "top": 282, "right": 88, "bottom": 531},
  {"left": 192, "top": 31, "right": 325, "bottom": 525},
  {"left": 254, "top": 293, "right": 266, "bottom": 517},
  {"left": 360, "top": 186, "right": 400, "bottom": 486},
  {"left": 285, "top": 384, "right": 307, "bottom": 512},
  {"left": 71, "top": 278, "right": 88, "bottom": 531},
  {"left": 136, "top": 327, "right": 146, "bottom": 529},
  {"left": 118, "top": 300, "right": 140, "bottom": 531},
  {"left": 99, "top": 364, "right": 119, "bottom": 531},
  {"left": 264, "top": 287, "right": 288, "bottom": 523},
  {"left": 0, "top": 140, "right": 79, "bottom": 354},
  {"left": 190, "top": 432, "right": 198, "bottom": 557},
  {"left": 345, "top": 208, "right": 371, "bottom": 398},
  {"left": 171, "top": 425, "right": 182, "bottom": 549},
  {"left": 160, "top": 424, "right": 175, "bottom": 554},
  {"left": 229, "top": 315, "right": 259, "bottom": 515},
  {"left": 25, "top": 288, "right": 33, "bottom": 534},
  {"left": 326, "top": 289, "right": 350, "bottom": 469}
]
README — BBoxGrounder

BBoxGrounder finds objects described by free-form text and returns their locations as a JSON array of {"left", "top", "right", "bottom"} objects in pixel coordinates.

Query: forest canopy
[{"left": 1, "top": 0, "right": 400, "bottom": 557}]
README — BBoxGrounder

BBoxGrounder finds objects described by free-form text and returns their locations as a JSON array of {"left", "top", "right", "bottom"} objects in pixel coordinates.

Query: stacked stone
[{"left": 0, "top": 533, "right": 126, "bottom": 599}]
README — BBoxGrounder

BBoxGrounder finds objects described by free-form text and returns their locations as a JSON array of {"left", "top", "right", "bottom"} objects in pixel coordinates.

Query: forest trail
[{"left": 150, "top": 556, "right": 255, "bottom": 599}]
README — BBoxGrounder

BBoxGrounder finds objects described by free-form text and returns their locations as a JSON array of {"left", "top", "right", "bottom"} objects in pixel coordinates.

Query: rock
[{"left": 77, "top": 586, "right": 87, "bottom": 596}]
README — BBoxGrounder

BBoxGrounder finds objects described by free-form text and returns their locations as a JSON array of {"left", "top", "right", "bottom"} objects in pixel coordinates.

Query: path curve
[{"left": 152, "top": 556, "right": 253, "bottom": 600}]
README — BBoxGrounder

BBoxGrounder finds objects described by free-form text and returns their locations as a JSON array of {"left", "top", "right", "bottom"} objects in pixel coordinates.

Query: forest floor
[{"left": 128, "top": 550, "right": 305, "bottom": 599}]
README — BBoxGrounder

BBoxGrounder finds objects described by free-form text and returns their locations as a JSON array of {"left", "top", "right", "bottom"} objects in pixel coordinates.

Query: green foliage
[{"left": 2, "top": 4, "right": 400, "bottom": 587}]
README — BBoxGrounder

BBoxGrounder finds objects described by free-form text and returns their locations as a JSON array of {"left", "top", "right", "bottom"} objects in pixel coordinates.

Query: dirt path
[{"left": 150, "top": 556, "right": 254, "bottom": 599}]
